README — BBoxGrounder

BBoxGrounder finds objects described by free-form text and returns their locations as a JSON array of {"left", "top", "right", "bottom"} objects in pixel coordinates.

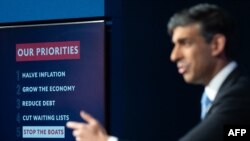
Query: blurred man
[{"left": 67, "top": 3, "right": 250, "bottom": 141}]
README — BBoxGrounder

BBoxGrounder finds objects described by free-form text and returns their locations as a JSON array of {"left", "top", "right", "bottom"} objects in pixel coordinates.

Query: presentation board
[{"left": 0, "top": 20, "right": 107, "bottom": 140}]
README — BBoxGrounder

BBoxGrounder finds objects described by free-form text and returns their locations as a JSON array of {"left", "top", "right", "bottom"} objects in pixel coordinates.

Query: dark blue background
[
  {"left": 106, "top": 0, "right": 250, "bottom": 140},
  {"left": 1, "top": 0, "right": 250, "bottom": 141}
]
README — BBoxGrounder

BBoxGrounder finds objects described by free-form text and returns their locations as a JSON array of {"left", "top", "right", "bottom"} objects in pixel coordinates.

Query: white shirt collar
[{"left": 205, "top": 61, "right": 237, "bottom": 101}]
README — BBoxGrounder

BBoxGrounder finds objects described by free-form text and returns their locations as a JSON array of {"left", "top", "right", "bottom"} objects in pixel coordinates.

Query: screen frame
[{"left": 0, "top": 17, "right": 111, "bottom": 138}]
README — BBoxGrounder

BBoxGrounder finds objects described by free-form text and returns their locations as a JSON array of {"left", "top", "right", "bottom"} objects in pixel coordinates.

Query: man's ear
[{"left": 211, "top": 34, "right": 226, "bottom": 57}]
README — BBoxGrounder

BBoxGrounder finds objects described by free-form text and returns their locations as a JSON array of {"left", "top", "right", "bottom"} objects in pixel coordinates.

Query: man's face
[{"left": 170, "top": 24, "right": 215, "bottom": 85}]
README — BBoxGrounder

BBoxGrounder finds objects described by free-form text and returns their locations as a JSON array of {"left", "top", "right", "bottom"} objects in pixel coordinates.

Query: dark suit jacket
[{"left": 180, "top": 68, "right": 250, "bottom": 141}]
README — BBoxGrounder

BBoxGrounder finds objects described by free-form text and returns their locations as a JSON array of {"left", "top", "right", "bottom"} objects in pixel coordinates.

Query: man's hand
[{"left": 66, "top": 111, "right": 108, "bottom": 141}]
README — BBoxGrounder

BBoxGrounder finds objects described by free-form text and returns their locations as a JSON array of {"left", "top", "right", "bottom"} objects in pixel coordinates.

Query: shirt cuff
[{"left": 108, "top": 136, "right": 118, "bottom": 141}]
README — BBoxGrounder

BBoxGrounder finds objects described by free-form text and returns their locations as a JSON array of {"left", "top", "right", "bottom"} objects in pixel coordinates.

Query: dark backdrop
[
  {"left": 0, "top": 0, "right": 249, "bottom": 141},
  {"left": 106, "top": 0, "right": 250, "bottom": 140}
]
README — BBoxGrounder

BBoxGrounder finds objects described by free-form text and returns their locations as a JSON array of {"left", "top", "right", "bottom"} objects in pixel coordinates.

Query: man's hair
[{"left": 167, "top": 3, "right": 236, "bottom": 59}]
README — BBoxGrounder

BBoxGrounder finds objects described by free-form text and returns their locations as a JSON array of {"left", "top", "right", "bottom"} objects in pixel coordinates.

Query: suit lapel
[{"left": 204, "top": 68, "right": 241, "bottom": 119}]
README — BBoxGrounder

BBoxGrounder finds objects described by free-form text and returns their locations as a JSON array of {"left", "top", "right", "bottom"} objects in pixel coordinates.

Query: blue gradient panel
[{"left": 0, "top": 0, "right": 104, "bottom": 23}]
